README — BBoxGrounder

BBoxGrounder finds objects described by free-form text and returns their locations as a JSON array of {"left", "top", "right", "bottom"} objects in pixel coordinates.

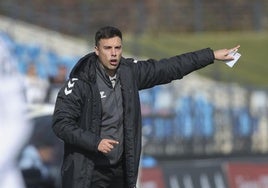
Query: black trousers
[{"left": 90, "top": 161, "right": 125, "bottom": 188}]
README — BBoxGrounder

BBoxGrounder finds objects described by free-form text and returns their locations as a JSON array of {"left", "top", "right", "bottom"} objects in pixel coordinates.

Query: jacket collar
[
  {"left": 70, "top": 52, "right": 124, "bottom": 84},
  {"left": 69, "top": 52, "right": 97, "bottom": 83}
]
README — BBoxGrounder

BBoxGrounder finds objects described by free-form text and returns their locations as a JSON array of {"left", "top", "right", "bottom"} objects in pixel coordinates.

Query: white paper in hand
[{"left": 225, "top": 51, "right": 241, "bottom": 68}]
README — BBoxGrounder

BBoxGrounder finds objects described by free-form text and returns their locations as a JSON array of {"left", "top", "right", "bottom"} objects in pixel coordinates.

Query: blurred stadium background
[{"left": 0, "top": 0, "right": 268, "bottom": 188}]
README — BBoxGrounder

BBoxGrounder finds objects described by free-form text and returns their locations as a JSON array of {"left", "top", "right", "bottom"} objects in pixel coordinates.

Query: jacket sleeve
[
  {"left": 52, "top": 78, "right": 100, "bottom": 152},
  {"left": 134, "top": 48, "right": 215, "bottom": 90}
]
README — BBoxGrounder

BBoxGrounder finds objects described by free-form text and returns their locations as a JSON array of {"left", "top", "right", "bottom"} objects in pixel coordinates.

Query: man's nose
[{"left": 111, "top": 48, "right": 116, "bottom": 56}]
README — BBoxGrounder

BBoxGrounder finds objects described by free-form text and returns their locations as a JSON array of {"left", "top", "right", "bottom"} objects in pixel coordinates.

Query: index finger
[
  {"left": 107, "top": 139, "right": 119, "bottom": 145},
  {"left": 229, "top": 45, "right": 240, "bottom": 53}
]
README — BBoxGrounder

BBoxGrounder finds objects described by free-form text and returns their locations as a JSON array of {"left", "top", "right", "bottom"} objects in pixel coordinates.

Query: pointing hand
[
  {"left": 214, "top": 45, "right": 240, "bottom": 61},
  {"left": 98, "top": 139, "right": 119, "bottom": 154}
]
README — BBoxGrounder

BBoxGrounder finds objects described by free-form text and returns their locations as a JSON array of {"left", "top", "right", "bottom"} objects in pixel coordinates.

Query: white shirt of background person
[{"left": 0, "top": 37, "right": 32, "bottom": 188}]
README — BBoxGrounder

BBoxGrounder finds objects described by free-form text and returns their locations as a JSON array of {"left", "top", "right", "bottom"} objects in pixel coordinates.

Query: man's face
[{"left": 95, "top": 36, "right": 122, "bottom": 76}]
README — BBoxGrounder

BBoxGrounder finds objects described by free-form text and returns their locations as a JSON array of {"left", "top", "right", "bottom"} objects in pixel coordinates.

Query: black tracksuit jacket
[{"left": 52, "top": 48, "right": 214, "bottom": 188}]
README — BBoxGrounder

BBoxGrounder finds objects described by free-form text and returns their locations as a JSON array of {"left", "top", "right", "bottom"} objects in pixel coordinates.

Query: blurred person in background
[
  {"left": 45, "top": 64, "right": 68, "bottom": 104},
  {"left": 52, "top": 26, "right": 240, "bottom": 188},
  {"left": 24, "top": 63, "right": 49, "bottom": 104},
  {"left": 19, "top": 139, "right": 57, "bottom": 188},
  {"left": 19, "top": 109, "right": 63, "bottom": 188},
  {"left": 0, "top": 35, "right": 32, "bottom": 188}
]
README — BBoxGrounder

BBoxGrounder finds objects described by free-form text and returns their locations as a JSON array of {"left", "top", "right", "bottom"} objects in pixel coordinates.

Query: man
[
  {"left": 52, "top": 26, "right": 240, "bottom": 188},
  {"left": 0, "top": 35, "right": 32, "bottom": 188}
]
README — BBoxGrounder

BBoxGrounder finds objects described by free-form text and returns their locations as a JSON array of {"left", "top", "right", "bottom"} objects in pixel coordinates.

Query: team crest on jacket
[{"left": 64, "top": 78, "right": 78, "bottom": 95}]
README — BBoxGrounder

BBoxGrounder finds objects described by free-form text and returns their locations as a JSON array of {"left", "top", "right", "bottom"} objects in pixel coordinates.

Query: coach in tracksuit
[{"left": 52, "top": 26, "right": 240, "bottom": 188}]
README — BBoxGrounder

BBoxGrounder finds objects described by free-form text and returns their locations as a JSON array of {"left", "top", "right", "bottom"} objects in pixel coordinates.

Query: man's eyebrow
[
  {"left": 103, "top": 45, "right": 122, "bottom": 48},
  {"left": 103, "top": 45, "right": 112, "bottom": 48}
]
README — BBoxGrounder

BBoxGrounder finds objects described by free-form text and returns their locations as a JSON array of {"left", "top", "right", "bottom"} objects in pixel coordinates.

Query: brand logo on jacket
[
  {"left": 100, "top": 91, "right": 106, "bottom": 98},
  {"left": 64, "top": 78, "right": 78, "bottom": 95}
]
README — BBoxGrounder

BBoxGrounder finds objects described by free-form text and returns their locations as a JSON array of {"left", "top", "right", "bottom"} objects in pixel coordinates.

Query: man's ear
[{"left": 94, "top": 46, "right": 99, "bottom": 56}]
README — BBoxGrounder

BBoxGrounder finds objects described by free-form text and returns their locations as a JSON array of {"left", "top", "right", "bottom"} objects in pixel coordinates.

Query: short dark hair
[{"left": 95, "top": 26, "right": 122, "bottom": 46}]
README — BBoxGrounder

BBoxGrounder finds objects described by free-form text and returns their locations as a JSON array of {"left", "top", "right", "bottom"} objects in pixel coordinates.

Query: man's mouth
[{"left": 110, "top": 59, "right": 118, "bottom": 66}]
